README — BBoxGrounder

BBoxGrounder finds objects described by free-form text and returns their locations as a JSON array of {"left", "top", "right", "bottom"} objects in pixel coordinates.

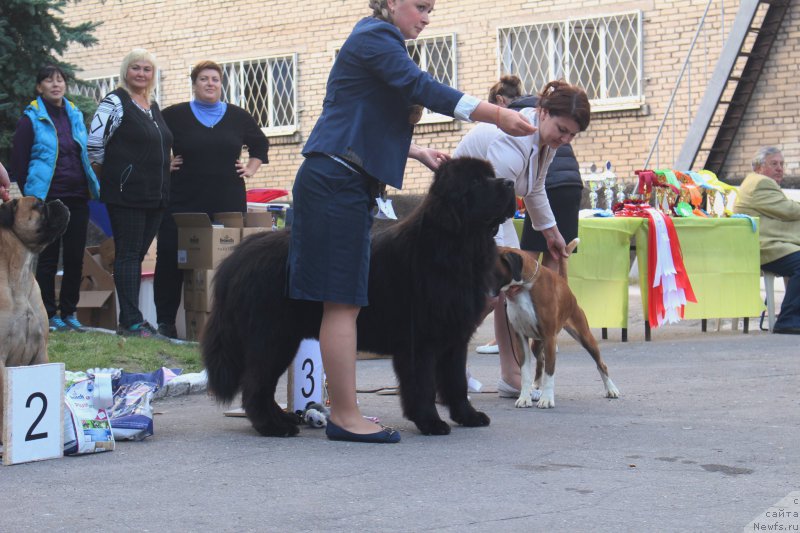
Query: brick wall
[{"left": 60, "top": 0, "right": 799, "bottom": 196}]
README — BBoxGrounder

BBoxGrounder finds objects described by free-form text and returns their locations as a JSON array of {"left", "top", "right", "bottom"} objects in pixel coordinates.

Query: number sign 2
[
  {"left": 287, "top": 339, "right": 324, "bottom": 414},
  {"left": 2, "top": 363, "right": 64, "bottom": 466}
]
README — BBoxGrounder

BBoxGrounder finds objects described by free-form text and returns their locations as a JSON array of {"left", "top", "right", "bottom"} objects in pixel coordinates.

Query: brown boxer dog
[
  {"left": 0, "top": 197, "right": 70, "bottom": 434},
  {"left": 496, "top": 240, "right": 619, "bottom": 409}
]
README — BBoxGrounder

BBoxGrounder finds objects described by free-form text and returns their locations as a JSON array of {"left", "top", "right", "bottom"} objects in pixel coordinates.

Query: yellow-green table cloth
[
  {"left": 514, "top": 216, "right": 764, "bottom": 329},
  {"left": 634, "top": 217, "right": 764, "bottom": 322}
]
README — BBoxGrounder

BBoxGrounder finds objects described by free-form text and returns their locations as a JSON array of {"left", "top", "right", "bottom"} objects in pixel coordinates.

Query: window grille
[
  {"left": 498, "top": 11, "right": 642, "bottom": 111},
  {"left": 219, "top": 55, "right": 297, "bottom": 135},
  {"left": 69, "top": 73, "right": 162, "bottom": 106},
  {"left": 406, "top": 33, "right": 457, "bottom": 124},
  {"left": 333, "top": 33, "right": 457, "bottom": 125}
]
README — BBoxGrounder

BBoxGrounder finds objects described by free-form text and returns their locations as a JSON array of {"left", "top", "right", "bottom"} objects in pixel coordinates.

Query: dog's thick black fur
[{"left": 202, "top": 157, "right": 516, "bottom": 437}]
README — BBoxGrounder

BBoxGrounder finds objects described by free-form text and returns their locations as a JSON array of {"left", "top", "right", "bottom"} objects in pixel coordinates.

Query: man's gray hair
[{"left": 752, "top": 146, "right": 782, "bottom": 170}]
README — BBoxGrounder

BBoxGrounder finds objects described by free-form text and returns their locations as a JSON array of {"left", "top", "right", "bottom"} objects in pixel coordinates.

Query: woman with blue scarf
[{"left": 154, "top": 60, "right": 269, "bottom": 338}]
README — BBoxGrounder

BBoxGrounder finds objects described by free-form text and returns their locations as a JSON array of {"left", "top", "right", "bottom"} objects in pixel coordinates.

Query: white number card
[
  {"left": 287, "top": 339, "right": 324, "bottom": 413},
  {"left": 3, "top": 363, "right": 65, "bottom": 466}
]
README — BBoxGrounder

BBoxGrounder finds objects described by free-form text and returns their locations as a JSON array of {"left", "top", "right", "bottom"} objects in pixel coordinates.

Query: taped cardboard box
[
  {"left": 76, "top": 248, "right": 118, "bottom": 330},
  {"left": 174, "top": 213, "right": 241, "bottom": 270},
  {"left": 183, "top": 269, "right": 215, "bottom": 312}
]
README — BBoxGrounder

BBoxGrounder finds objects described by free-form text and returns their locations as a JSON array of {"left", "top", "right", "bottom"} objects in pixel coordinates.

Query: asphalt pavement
[{"left": 1, "top": 284, "right": 798, "bottom": 532}]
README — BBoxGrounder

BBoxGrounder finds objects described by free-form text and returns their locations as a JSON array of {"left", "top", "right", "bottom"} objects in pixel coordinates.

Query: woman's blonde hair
[
  {"left": 369, "top": 0, "right": 393, "bottom": 23},
  {"left": 118, "top": 48, "right": 158, "bottom": 102}
]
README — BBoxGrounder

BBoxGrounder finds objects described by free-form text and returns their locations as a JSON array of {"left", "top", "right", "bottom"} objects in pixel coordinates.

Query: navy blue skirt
[{"left": 288, "top": 155, "right": 374, "bottom": 306}]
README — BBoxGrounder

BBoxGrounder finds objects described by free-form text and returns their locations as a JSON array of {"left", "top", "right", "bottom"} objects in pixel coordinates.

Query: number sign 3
[
  {"left": 289, "top": 339, "right": 324, "bottom": 414},
  {"left": 2, "top": 363, "right": 65, "bottom": 466}
]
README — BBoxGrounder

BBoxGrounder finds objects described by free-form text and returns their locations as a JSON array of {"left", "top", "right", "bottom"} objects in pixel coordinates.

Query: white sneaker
[
  {"left": 497, "top": 379, "right": 541, "bottom": 401},
  {"left": 476, "top": 343, "right": 500, "bottom": 354},
  {"left": 497, "top": 378, "right": 520, "bottom": 398}
]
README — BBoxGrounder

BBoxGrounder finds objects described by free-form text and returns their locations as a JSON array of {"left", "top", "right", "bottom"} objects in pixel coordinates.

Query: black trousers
[
  {"left": 154, "top": 211, "right": 183, "bottom": 327},
  {"left": 106, "top": 204, "right": 163, "bottom": 328},
  {"left": 36, "top": 197, "right": 90, "bottom": 318}
]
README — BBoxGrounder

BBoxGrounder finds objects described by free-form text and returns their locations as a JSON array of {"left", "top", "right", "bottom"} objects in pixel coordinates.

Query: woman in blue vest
[
  {"left": 289, "top": 0, "right": 536, "bottom": 443},
  {"left": 87, "top": 49, "right": 173, "bottom": 338},
  {"left": 10, "top": 65, "right": 101, "bottom": 333}
]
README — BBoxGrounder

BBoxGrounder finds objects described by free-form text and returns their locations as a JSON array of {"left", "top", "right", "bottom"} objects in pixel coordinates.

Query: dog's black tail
[{"left": 201, "top": 308, "right": 243, "bottom": 404}]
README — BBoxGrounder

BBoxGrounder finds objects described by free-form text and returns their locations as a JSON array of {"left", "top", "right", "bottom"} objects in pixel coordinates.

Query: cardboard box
[
  {"left": 174, "top": 213, "right": 241, "bottom": 270},
  {"left": 241, "top": 211, "right": 273, "bottom": 239},
  {"left": 183, "top": 269, "right": 215, "bottom": 312},
  {"left": 184, "top": 310, "right": 210, "bottom": 341},
  {"left": 76, "top": 249, "right": 118, "bottom": 330},
  {"left": 212, "top": 209, "right": 274, "bottom": 239},
  {"left": 212, "top": 212, "right": 245, "bottom": 230}
]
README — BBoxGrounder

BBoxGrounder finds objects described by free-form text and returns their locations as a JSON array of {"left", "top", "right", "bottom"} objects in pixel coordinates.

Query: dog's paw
[
  {"left": 515, "top": 396, "right": 533, "bottom": 408},
  {"left": 455, "top": 410, "right": 490, "bottom": 427},
  {"left": 416, "top": 418, "right": 452, "bottom": 436},
  {"left": 536, "top": 394, "right": 555, "bottom": 409},
  {"left": 531, "top": 389, "right": 542, "bottom": 402},
  {"left": 253, "top": 420, "right": 300, "bottom": 437},
  {"left": 604, "top": 379, "right": 620, "bottom": 399}
]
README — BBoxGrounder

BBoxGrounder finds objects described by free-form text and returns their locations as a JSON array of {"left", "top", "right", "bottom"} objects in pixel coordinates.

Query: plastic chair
[{"left": 760, "top": 271, "right": 777, "bottom": 332}]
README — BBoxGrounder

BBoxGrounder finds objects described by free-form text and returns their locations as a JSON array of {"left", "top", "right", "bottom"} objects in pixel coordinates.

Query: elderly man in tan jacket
[{"left": 734, "top": 146, "right": 800, "bottom": 334}]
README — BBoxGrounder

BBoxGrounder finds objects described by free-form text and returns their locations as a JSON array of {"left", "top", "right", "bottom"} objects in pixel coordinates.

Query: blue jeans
[{"left": 762, "top": 251, "right": 800, "bottom": 329}]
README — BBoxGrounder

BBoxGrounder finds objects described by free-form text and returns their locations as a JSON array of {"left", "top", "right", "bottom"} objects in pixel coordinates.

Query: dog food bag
[
  {"left": 109, "top": 381, "right": 156, "bottom": 441},
  {"left": 63, "top": 373, "right": 115, "bottom": 455}
]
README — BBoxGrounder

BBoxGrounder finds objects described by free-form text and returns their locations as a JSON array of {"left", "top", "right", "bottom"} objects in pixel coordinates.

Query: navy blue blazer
[{"left": 303, "top": 17, "right": 464, "bottom": 189}]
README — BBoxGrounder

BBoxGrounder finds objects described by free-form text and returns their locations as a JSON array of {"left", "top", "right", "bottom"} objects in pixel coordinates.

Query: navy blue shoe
[
  {"left": 325, "top": 420, "right": 401, "bottom": 443},
  {"left": 773, "top": 326, "right": 800, "bottom": 335}
]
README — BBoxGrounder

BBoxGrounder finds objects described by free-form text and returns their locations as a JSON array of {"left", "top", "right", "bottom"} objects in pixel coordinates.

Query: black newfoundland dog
[{"left": 202, "top": 157, "right": 516, "bottom": 437}]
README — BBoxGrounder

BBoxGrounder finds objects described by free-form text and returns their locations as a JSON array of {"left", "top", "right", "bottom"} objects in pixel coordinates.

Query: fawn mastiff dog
[{"left": 0, "top": 197, "right": 70, "bottom": 434}]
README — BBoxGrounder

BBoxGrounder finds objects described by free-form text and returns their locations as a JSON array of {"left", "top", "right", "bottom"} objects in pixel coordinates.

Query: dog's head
[
  {"left": 493, "top": 246, "right": 527, "bottom": 296},
  {"left": 424, "top": 157, "right": 517, "bottom": 235},
  {"left": 0, "top": 197, "right": 70, "bottom": 252}
]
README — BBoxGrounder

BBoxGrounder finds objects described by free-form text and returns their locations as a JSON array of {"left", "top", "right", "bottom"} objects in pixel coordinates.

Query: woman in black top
[
  {"left": 88, "top": 49, "right": 173, "bottom": 338},
  {"left": 154, "top": 60, "right": 269, "bottom": 337}
]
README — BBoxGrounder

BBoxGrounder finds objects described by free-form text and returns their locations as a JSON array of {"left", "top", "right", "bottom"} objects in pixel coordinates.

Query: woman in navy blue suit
[{"left": 289, "top": 0, "right": 536, "bottom": 443}]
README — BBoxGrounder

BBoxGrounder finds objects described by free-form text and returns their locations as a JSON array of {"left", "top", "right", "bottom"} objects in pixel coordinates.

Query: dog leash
[
  {"left": 503, "top": 296, "right": 524, "bottom": 370},
  {"left": 502, "top": 257, "right": 542, "bottom": 369}
]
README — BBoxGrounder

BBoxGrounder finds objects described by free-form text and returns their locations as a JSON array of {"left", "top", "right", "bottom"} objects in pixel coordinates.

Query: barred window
[
  {"left": 70, "top": 73, "right": 162, "bottom": 106},
  {"left": 406, "top": 33, "right": 457, "bottom": 124},
  {"left": 498, "top": 11, "right": 642, "bottom": 111},
  {"left": 334, "top": 33, "right": 457, "bottom": 125},
  {"left": 219, "top": 55, "right": 297, "bottom": 136}
]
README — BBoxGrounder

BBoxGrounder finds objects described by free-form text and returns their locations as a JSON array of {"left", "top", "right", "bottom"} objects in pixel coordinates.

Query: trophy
[
  {"left": 587, "top": 164, "right": 599, "bottom": 210},
  {"left": 616, "top": 181, "right": 627, "bottom": 205},
  {"left": 602, "top": 161, "right": 616, "bottom": 211}
]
